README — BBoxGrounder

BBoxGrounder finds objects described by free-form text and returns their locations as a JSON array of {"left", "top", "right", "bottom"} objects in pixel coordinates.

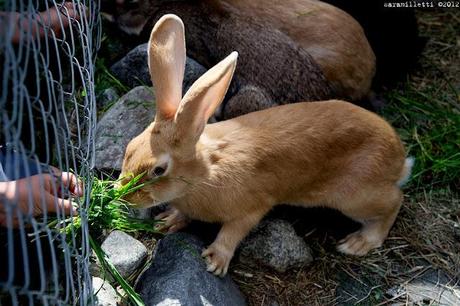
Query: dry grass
[{"left": 230, "top": 9, "right": 460, "bottom": 306}]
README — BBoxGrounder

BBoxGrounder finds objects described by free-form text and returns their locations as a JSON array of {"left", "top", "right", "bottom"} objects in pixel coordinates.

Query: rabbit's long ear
[
  {"left": 175, "top": 52, "right": 238, "bottom": 140},
  {"left": 148, "top": 14, "right": 186, "bottom": 121}
]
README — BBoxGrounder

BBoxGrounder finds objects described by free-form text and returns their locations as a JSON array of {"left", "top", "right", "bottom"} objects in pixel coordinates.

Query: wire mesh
[{"left": 0, "top": 0, "right": 100, "bottom": 305}]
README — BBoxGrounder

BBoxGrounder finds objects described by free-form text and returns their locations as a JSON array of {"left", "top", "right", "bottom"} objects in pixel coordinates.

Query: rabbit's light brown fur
[
  {"left": 222, "top": 0, "right": 375, "bottom": 100},
  {"left": 121, "top": 15, "right": 409, "bottom": 277}
]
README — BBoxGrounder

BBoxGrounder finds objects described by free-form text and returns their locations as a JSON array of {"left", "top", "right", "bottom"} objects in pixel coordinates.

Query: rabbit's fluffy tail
[{"left": 397, "top": 157, "right": 415, "bottom": 187}]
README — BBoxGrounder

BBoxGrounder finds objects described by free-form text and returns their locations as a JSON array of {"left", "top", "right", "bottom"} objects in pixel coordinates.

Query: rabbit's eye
[
  {"left": 153, "top": 166, "right": 166, "bottom": 177},
  {"left": 151, "top": 154, "right": 171, "bottom": 177}
]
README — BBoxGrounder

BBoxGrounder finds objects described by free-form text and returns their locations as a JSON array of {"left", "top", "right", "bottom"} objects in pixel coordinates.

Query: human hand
[
  {"left": 3, "top": 2, "right": 84, "bottom": 44},
  {"left": 37, "top": 2, "right": 81, "bottom": 36},
  {"left": 0, "top": 171, "right": 84, "bottom": 227}
]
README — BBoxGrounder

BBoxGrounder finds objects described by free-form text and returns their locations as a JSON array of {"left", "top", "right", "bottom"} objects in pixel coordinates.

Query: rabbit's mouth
[
  {"left": 124, "top": 189, "right": 172, "bottom": 209},
  {"left": 123, "top": 189, "right": 154, "bottom": 207},
  {"left": 147, "top": 189, "right": 181, "bottom": 208}
]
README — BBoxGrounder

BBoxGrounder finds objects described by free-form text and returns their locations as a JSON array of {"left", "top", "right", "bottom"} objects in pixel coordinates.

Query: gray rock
[
  {"left": 388, "top": 269, "right": 460, "bottom": 306},
  {"left": 405, "top": 282, "right": 460, "bottom": 305},
  {"left": 98, "top": 87, "right": 120, "bottom": 109},
  {"left": 135, "top": 232, "right": 246, "bottom": 306},
  {"left": 239, "top": 219, "right": 313, "bottom": 272},
  {"left": 94, "top": 86, "right": 155, "bottom": 170},
  {"left": 101, "top": 230, "right": 148, "bottom": 278},
  {"left": 183, "top": 57, "right": 207, "bottom": 93},
  {"left": 110, "top": 44, "right": 151, "bottom": 89},
  {"left": 335, "top": 269, "right": 382, "bottom": 305},
  {"left": 92, "top": 277, "right": 120, "bottom": 306},
  {"left": 336, "top": 266, "right": 460, "bottom": 305},
  {"left": 110, "top": 43, "right": 206, "bottom": 91}
]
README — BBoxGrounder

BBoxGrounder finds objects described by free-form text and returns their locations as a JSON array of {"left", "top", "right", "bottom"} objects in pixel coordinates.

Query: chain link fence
[{"left": 0, "top": 0, "right": 100, "bottom": 304}]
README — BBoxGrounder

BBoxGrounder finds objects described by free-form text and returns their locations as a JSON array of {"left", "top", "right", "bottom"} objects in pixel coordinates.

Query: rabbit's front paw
[
  {"left": 202, "top": 243, "right": 233, "bottom": 277},
  {"left": 154, "top": 207, "right": 190, "bottom": 233},
  {"left": 337, "top": 229, "right": 383, "bottom": 256}
]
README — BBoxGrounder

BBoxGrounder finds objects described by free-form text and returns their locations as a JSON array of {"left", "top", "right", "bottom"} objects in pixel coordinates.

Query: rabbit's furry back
[
  {"left": 144, "top": 1, "right": 335, "bottom": 119},
  {"left": 109, "top": 0, "right": 374, "bottom": 103},
  {"left": 221, "top": 0, "right": 375, "bottom": 101}
]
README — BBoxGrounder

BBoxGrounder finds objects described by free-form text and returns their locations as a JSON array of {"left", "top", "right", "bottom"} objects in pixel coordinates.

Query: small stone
[
  {"left": 239, "top": 219, "right": 313, "bottom": 272},
  {"left": 101, "top": 230, "right": 148, "bottom": 278},
  {"left": 94, "top": 86, "right": 155, "bottom": 171},
  {"left": 92, "top": 277, "right": 119, "bottom": 306},
  {"left": 135, "top": 232, "right": 246, "bottom": 306}
]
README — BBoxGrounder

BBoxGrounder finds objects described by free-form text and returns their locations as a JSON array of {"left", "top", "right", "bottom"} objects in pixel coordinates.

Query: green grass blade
[{"left": 89, "top": 235, "right": 145, "bottom": 306}]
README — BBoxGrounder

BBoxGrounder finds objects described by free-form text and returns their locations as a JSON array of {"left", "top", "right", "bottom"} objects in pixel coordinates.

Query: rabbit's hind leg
[{"left": 336, "top": 185, "right": 402, "bottom": 256}]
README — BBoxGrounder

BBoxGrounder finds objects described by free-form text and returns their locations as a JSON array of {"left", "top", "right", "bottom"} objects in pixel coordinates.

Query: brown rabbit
[
  {"left": 105, "top": 0, "right": 373, "bottom": 119},
  {"left": 221, "top": 0, "right": 375, "bottom": 101},
  {"left": 120, "top": 15, "right": 412, "bottom": 277}
]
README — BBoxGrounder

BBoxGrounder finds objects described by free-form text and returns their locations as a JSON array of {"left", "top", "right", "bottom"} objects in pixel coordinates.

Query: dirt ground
[{"left": 229, "top": 9, "right": 460, "bottom": 306}]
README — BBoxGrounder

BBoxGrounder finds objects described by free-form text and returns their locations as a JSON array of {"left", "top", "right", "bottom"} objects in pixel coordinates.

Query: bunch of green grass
[
  {"left": 382, "top": 83, "right": 460, "bottom": 189},
  {"left": 49, "top": 173, "right": 162, "bottom": 306},
  {"left": 50, "top": 173, "right": 161, "bottom": 237}
]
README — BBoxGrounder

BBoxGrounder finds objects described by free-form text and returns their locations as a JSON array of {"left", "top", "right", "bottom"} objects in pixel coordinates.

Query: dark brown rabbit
[{"left": 103, "top": 0, "right": 375, "bottom": 119}]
